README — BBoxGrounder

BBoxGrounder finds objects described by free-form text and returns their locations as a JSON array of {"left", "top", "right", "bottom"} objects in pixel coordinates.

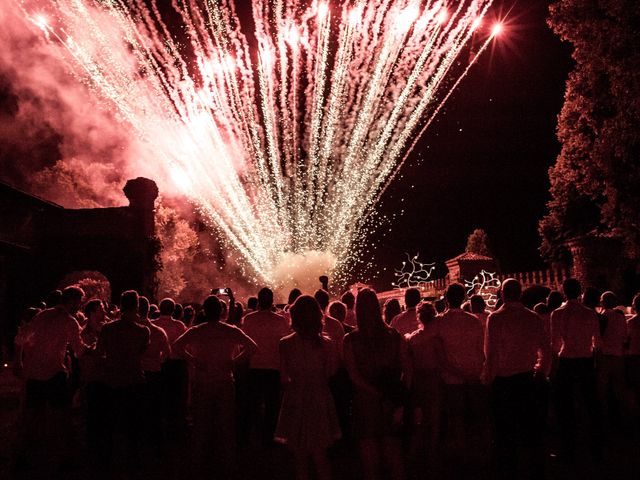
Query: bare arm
[
  {"left": 171, "top": 329, "right": 193, "bottom": 361},
  {"left": 159, "top": 329, "right": 171, "bottom": 362},
  {"left": 592, "top": 311, "right": 602, "bottom": 351},
  {"left": 398, "top": 334, "right": 412, "bottom": 389},
  {"left": 232, "top": 328, "right": 258, "bottom": 366},
  {"left": 538, "top": 314, "right": 552, "bottom": 377},
  {"left": 550, "top": 310, "right": 562, "bottom": 356},
  {"left": 279, "top": 339, "right": 292, "bottom": 387}
]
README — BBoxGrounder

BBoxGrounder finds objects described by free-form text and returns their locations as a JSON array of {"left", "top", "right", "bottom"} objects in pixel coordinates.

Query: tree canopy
[
  {"left": 465, "top": 228, "right": 492, "bottom": 257},
  {"left": 540, "top": 0, "right": 640, "bottom": 262}
]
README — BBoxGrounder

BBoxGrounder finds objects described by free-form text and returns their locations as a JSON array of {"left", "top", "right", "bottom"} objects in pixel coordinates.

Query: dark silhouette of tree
[
  {"left": 540, "top": 0, "right": 640, "bottom": 262},
  {"left": 465, "top": 228, "right": 492, "bottom": 257}
]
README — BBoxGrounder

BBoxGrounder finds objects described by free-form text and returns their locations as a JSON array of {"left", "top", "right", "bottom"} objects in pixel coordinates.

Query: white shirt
[
  {"left": 241, "top": 309, "right": 290, "bottom": 370},
  {"left": 153, "top": 315, "right": 187, "bottom": 358},
  {"left": 435, "top": 308, "right": 484, "bottom": 384},
  {"left": 551, "top": 300, "right": 601, "bottom": 358},
  {"left": 485, "top": 303, "right": 550, "bottom": 381},
  {"left": 16, "top": 307, "right": 84, "bottom": 381},
  {"left": 600, "top": 308, "right": 627, "bottom": 356},
  {"left": 390, "top": 308, "right": 421, "bottom": 337}
]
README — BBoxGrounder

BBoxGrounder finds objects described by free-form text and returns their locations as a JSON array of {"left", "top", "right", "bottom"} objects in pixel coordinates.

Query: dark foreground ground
[{"left": 1, "top": 367, "right": 639, "bottom": 480}]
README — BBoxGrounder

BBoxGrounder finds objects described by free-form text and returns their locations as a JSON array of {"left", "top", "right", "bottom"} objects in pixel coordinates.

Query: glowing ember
[{"left": 15, "top": 0, "right": 496, "bottom": 287}]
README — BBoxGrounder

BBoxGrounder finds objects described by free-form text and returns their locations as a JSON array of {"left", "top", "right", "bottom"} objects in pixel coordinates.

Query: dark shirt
[{"left": 98, "top": 317, "right": 149, "bottom": 388}]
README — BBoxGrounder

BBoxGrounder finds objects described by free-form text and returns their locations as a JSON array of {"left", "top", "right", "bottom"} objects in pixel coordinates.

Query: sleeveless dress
[{"left": 274, "top": 333, "right": 341, "bottom": 450}]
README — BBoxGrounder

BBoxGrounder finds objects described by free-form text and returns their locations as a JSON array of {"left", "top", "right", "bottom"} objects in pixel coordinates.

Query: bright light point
[
  {"left": 33, "top": 14, "right": 49, "bottom": 30},
  {"left": 471, "top": 17, "right": 482, "bottom": 30},
  {"left": 286, "top": 26, "right": 300, "bottom": 46},
  {"left": 317, "top": 3, "right": 329, "bottom": 19},
  {"left": 395, "top": 6, "right": 420, "bottom": 32},
  {"left": 492, "top": 22, "right": 503, "bottom": 36},
  {"left": 260, "top": 49, "right": 273, "bottom": 67},
  {"left": 171, "top": 166, "right": 191, "bottom": 192},
  {"left": 349, "top": 7, "right": 362, "bottom": 25},
  {"left": 437, "top": 9, "right": 448, "bottom": 24}
]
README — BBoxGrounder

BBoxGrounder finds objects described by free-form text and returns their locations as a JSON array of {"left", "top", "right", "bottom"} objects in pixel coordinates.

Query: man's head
[
  {"left": 445, "top": 283, "right": 466, "bottom": 309},
  {"left": 61, "top": 286, "right": 85, "bottom": 314},
  {"left": 633, "top": 293, "right": 640, "bottom": 313},
  {"left": 83, "top": 298, "right": 105, "bottom": 324},
  {"left": 203, "top": 295, "right": 223, "bottom": 322},
  {"left": 469, "top": 294, "right": 486, "bottom": 314},
  {"left": 258, "top": 287, "right": 274, "bottom": 310},
  {"left": 582, "top": 286, "right": 601, "bottom": 309},
  {"left": 159, "top": 298, "right": 176, "bottom": 316},
  {"left": 328, "top": 301, "right": 347, "bottom": 323},
  {"left": 288, "top": 288, "right": 302, "bottom": 306},
  {"left": 45, "top": 289, "right": 63, "bottom": 308},
  {"left": 600, "top": 291, "right": 618, "bottom": 310},
  {"left": 184, "top": 305, "right": 195, "bottom": 323},
  {"left": 138, "top": 296, "right": 150, "bottom": 319},
  {"left": 501, "top": 278, "right": 522, "bottom": 303},
  {"left": 562, "top": 278, "right": 581, "bottom": 300},
  {"left": 404, "top": 288, "right": 421, "bottom": 309},
  {"left": 314, "top": 289, "right": 330, "bottom": 312},
  {"left": 417, "top": 302, "right": 437, "bottom": 326},
  {"left": 340, "top": 291, "right": 355, "bottom": 310},
  {"left": 247, "top": 297, "right": 258, "bottom": 311},
  {"left": 120, "top": 290, "right": 139, "bottom": 314},
  {"left": 547, "top": 290, "right": 564, "bottom": 311}
]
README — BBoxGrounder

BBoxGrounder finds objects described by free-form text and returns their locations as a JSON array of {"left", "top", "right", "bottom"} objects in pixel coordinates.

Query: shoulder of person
[
  {"left": 343, "top": 329, "right": 357, "bottom": 344},
  {"left": 390, "top": 312, "right": 403, "bottom": 325},
  {"left": 279, "top": 332, "right": 296, "bottom": 347},
  {"left": 407, "top": 329, "right": 422, "bottom": 343}
]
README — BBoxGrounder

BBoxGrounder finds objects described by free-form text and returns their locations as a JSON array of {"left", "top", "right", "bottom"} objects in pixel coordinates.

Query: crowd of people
[{"left": 9, "top": 277, "right": 640, "bottom": 479}]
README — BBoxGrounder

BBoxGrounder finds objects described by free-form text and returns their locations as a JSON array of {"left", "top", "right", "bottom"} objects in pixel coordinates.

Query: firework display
[{"left": 17, "top": 0, "right": 498, "bottom": 286}]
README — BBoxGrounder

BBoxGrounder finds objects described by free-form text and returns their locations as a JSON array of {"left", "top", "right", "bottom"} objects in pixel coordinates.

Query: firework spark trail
[{"left": 17, "top": 0, "right": 496, "bottom": 286}]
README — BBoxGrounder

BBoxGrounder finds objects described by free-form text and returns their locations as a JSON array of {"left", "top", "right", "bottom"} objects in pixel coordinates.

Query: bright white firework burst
[{"left": 18, "top": 0, "right": 498, "bottom": 287}]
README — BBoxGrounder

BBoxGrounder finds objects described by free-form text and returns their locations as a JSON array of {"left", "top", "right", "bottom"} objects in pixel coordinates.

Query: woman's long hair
[
  {"left": 290, "top": 295, "right": 324, "bottom": 343},
  {"left": 355, "top": 288, "right": 387, "bottom": 337}
]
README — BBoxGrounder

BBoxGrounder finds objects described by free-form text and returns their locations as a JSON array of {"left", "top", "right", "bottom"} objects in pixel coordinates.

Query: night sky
[{"left": 367, "top": 0, "right": 573, "bottom": 290}]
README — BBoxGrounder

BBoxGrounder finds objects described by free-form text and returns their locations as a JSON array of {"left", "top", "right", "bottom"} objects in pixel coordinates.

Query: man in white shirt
[
  {"left": 173, "top": 295, "right": 257, "bottom": 477},
  {"left": 13, "top": 286, "right": 86, "bottom": 468},
  {"left": 391, "top": 288, "right": 422, "bottom": 337},
  {"left": 435, "top": 283, "right": 484, "bottom": 454},
  {"left": 241, "top": 287, "right": 290, "bottom": 445},
  {"left": 485, "top": 279, "right": 550, "bottom": 479},
  {"left": 598, "top": 291, "right": 629, "bottom": 425},
  {"left": 551, "top": 278, "right": 603, "bottom": 460}
]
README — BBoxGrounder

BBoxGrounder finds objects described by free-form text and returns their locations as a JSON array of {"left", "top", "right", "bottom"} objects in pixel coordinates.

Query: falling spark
[{"left": 15, "top": 0, "right": 496, "bottom": 287}]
